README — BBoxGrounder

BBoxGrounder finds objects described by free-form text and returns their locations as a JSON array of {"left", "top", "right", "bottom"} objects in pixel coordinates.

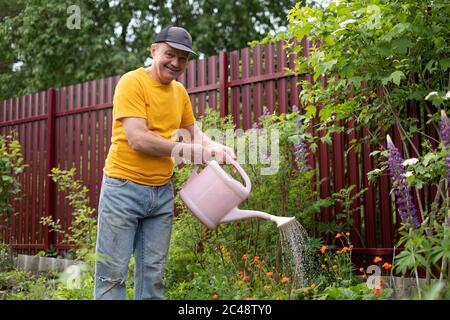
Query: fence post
[
  {"left": 44, "top": 88, "right": 56, "bottom": 252},
  {"left": 219, "top": 51, "right": 228, "bottom": 117}
]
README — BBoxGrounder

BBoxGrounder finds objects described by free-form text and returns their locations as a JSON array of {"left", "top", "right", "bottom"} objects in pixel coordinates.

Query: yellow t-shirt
[{"left": 104, "top": 67, "right": 195, "bottom": 186}]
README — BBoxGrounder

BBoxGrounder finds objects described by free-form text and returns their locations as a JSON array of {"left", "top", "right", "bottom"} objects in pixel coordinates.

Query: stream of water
[{"left": 279, "top": 218, "right": 318, "bottom": 288}]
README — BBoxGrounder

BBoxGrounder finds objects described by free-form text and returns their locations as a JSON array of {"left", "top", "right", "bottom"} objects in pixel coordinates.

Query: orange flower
[
  {"left": 320, "top": 245, "right": 328, "bottom": 253},
  {"left": 310, "top": 283, "right": 317, "bottom": 289},
  {"left": 241, "top": 254, "right": 248, "bottom": 261},
  {"left": 373, "top": 288, "right": 382, "bottom": 295},
  {"left": 266, "top": 271, "right": 274, "bottom": 277},
  {"left": 242, "top": 275, "right": 249, "bottom": 281},
  {"left": 303, "top": 289, "right": 310, "bottom": 295},
  {"left": 263, "top": 285, "right": 272, "bottom": 290},
  {"left": 253, "top": 256, "right": 260, "bottom": 263},
  {"left": 335, "top": 233, "right": 343, "bottom": 238},
  {"left": 280, "top": 276, "right": 289, "bottom": 283},
  {"left": 382, "top": 262, "right": 393, "bottom": 270},
  {"left": 378, "top": 278, "right": 385, "bottom": 287},
  {"left": 373, "top": 256, "right": 383, "bottom": 263},
  {"left": 211, "top": 294, "right": 219, "bottom": 299},
  {"left": 256, "top": 264, "right": 261, "bottom": 269},
  {"left": 341, "top": 246, "right": 351, "bottom": 253},
  {"left": 238, "top": 271, "right": 244, "bottom": 275},
  {"left": 261, "top": 259, "right": 266, "bottom": 265}
]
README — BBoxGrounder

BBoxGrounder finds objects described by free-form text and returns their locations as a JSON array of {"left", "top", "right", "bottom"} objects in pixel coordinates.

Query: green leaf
[
  {"left": 393, "top": 38, "right": 413, "bottom": 54},
  {"left": 423, "top": 153, "right": 437, "bottom": 166},
  {"left": 389, "top": 71, "right": 406, "bottom": 85},
  {"left": 305, "top": 105, "right": 317, "bottom": 118},
  {"left": 439, "top": 58, "right": 450, "bottom": 71},
  {"left": 320, "top": 135, "right": 332, "bottom": 145}
]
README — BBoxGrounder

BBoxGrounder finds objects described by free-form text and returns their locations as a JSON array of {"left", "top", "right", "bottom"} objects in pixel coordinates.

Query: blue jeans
[{"left": 94, "top": 174, "right": 174, "bottom": 300}]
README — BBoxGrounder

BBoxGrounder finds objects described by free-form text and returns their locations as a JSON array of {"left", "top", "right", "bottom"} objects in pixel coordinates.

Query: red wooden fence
[{"left": 0, "top": 40, "right": 437, "bottom": 263}]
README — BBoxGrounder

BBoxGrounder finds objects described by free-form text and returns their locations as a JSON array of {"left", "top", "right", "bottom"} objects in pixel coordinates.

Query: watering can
[{"left": 179, "top": 154, "right": 295, "bottom": 230}]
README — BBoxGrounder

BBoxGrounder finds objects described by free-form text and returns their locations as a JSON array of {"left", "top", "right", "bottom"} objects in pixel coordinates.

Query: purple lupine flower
[
  {"left": 292, "top": 105, "right": 299, "bottom": 113},
  {"left": 263, "top": 106, "right": 271, "bottom": 116},
  {"left": 293, "top": 138, "right": 309, "bottom": 172},
  {"left": 386, "top": 135, "right": 420, "bottom": 230},
  {"left": 440, "top": 110, "right": 450, "bottom": 146},
  {"left": 440, "top": 110, "right": 450, "bottom": 181},
  {"left": 252, "top": 122, "right": 260, "bottom": 129}
]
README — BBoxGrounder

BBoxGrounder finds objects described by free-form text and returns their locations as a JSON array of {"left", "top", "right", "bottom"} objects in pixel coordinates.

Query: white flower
[
  {"left": 339, "top": 19, "right": 357, "bottom": 28},
  {"left": 403, "top": 171, "right": 413, "bottom": 178},
  {"left": 425, "top": 91, "right": 438, "bottom": 100},
  {"left": 402, "top": 158, "right": 419, "bottom": 166}
]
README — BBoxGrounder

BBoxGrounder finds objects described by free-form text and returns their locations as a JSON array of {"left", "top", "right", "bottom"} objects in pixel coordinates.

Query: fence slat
[
  {"left": 38, "top": 92, "right": 45, "bottom": 244},
  {"left": 362, "top": 127, "right": 377, "bottom": 248},
  {"left": 289, "top": 40, "right": 299, "bottom": 110},
  {"left": 97, "top": 79, "right": 105, "bottom": 207},
  {"left": 265, "top": 44, "right": 275, "bottom": 114},
  {"left": 75, "top": 84, "right": 82, "bottom": 180},
  {"left": 59, "top": 87, "right": 68, "bottom": 245},
  {"left": 347, "top": 118, "right": 363, "bottom": 248},
  {"left": 89, "top": 81, "right": 97, "bottom": 209},
  {"left": 332, "top": 120, "right": 345, "bottom": 218},
  {"left": 253, "top": 45, "right": 263, "bottom": 121},
  {"left": 208, "top": 56, "right": 217, "bottom": 111},
  {"left": 219, "top": 52, "right": 228, "bottom": 117},
  {"left": 198, "top": 59, "right": 206, "bottom": 116},
  {"left": 241, "top": 48, "right": 251, "bottom": 130},
  {"left": 276, "top": 41, "right": 288, "bottom": 114},
  {"left": 230, "top": 51, "right": 240, "bottom": 127},
  {"left": 44, "top": 89, "right": 56, "bottom": 252},
  {"left": 187, "top": 61, "right": 196, "bottom": 116},
  {"left": 379, "top": 133, "right": 393, "bottom": 248}
]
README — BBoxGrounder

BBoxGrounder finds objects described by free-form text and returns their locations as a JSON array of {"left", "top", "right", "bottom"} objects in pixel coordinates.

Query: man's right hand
[{"left": 182, "top": 143, "right": 231, "bottom": 165}]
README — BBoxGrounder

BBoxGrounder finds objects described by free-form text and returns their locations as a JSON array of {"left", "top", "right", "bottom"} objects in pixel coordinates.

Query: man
[{"left": 94, "top": 26, "right": 234, "bottom": 300}]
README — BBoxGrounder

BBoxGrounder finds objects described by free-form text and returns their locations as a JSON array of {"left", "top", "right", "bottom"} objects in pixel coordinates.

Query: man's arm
[
  {"left": 122, "top": 117, "right": 176, "bottom": 156},
  {"left": 122, "top": 117, "right": 225, "bottom": 164},
  {"left": 183, "top": 124, "right": 236, "bottom": 160}
]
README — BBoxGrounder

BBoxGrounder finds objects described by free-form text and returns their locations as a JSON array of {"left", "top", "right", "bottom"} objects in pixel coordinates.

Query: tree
[{"left": 0, "top": 0, "right": 299, "bottom": 100}]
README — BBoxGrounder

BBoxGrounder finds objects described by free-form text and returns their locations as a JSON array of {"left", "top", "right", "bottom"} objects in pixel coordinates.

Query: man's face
[{"left": 150, "top": 43, "right": 189, "bottom": 84}]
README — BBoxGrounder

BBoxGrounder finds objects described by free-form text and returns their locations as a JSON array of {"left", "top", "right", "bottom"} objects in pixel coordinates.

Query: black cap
[{"left": 155, "top": 26, "right": 197, "bottom": 55}]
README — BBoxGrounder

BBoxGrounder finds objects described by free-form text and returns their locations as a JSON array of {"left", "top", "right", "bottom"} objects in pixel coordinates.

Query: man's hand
[{"left": 207, "top": 142, "right": 236, "bottom": 164}]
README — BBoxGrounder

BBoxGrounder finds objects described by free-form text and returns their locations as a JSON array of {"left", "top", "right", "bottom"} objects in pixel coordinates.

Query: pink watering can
[{"left": 179, "top": 155, "right": 295, "bottom": 230}]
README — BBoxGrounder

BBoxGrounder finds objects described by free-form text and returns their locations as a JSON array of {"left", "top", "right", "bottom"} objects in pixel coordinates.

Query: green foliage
[
  {"left": 0, "top": 243, "right": 14, "bottom": 272},
  {"left": 0, "top": 270, "right": 58, "bottom": 300},
  {"left": 0, "top": 133, "right": 25, "bottom": 238},
  {"left": 278, "top": 0, "right": 449, "bottom": 155},
  {"left": 166, "top": 224, "right": 292, "bottom": 300},
  {"left": 292, "top": 282, "right": 392, "bottom": 300},
  {"left": 0, "top": 0, "right": 298, "bottom": 100},
  {"left": 315, "top": 232, "right": 356, "bottom": 287},
  {"left": 266, "top": 0, "right": 450, "bottom": 300},
  {"left": 40, "top": 168, "right": 97, "bottom": 262},
  {"left": 393, "top": 223, "right": 450, "bottom": 299}
]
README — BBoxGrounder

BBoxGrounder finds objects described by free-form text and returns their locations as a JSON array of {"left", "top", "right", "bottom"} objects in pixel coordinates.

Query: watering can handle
[
  {"left": 224, "top": 153, "right": 252, "bottom": 194},
  {"left": 190, "top": 151, "right": 252, "bottom": 193}
]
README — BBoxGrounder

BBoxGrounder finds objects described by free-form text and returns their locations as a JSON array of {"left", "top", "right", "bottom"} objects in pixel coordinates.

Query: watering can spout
[{"left": 220, "top": 208, "right": 296, "bottom": 228}]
